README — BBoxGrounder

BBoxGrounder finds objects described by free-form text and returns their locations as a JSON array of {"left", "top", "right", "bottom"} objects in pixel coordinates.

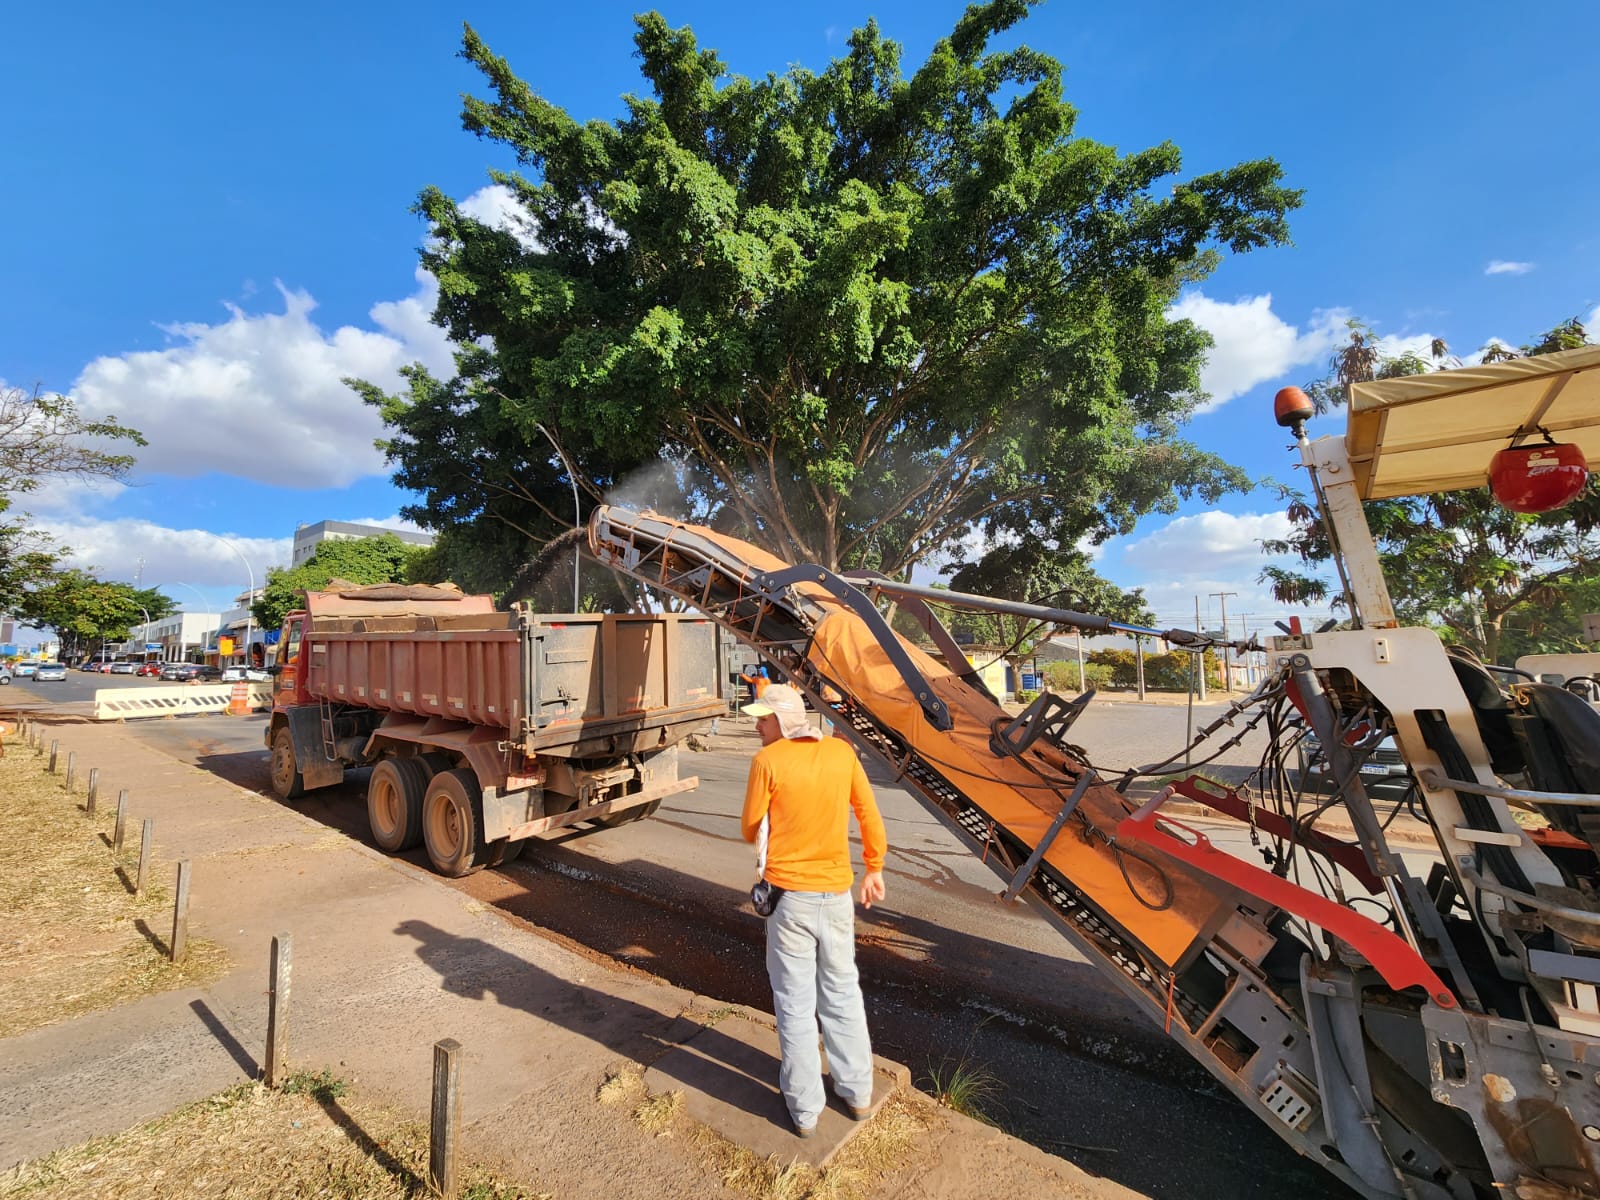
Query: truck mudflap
[{"left": 276, "top": 706, "right": 345, "bottom": 791}]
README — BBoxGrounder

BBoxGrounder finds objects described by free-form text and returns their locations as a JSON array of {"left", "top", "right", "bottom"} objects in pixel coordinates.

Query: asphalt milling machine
[{"left": 586, "top": 344, "right": 1600, "bottom": 1200}]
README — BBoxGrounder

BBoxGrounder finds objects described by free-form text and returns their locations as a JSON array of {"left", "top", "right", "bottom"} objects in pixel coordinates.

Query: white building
[
  {"left": 291, "top": 519, "right": 434, "bottom": 567},
  {"left": 124, "top": 611, "right": 223, "bottom": 662}
]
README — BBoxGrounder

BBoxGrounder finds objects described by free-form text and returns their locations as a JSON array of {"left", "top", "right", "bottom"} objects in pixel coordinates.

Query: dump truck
[
  {"left": 265, "top": 584, "right": 723, "bottom": 877},
  {"left": 584, "top": 344, "right": 1600, "bottom": 1200}
]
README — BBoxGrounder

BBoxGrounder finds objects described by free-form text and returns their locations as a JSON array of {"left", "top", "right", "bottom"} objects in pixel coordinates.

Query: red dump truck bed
[
  {"left": 266, "top": 587, "right": 725, "bottom": 877},
  {"left": 302, "top": 608, "right": 720, "bottom": 754}
]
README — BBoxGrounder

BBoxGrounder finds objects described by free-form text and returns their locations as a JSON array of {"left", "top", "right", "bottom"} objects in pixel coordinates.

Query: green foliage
[
  {"left": 251, "top": 535, "right": 429, "bottom": 631},
  {"left": 1087, "top": 645, "right": 1215, "bottom": 691},
  {"left": 1264, "top": 321, "right": 1600, "bottom": 662},
  {"left": 13, "top": 572, "right": 175, "bottom": 661},
  {"left": 279, "top": 1067, "right": 349, "bottom": 1103},
  {"left": 1040, "top": 658, "right": 1116, "bottom": 692},
  {"left": 0, "top": 385, "right": 145, "bottom": 611},
  {"left": 369, "top": 6, "right": 1298, "bottom": 600},
  {"left": 924, "top": 1055, "right": 1002, "bottom": 1124}
]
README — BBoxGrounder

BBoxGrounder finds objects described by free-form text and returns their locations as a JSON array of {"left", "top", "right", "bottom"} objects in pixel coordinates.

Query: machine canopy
[{"left": 1345, "top": 343, "right": 1600, "bottom": 500}]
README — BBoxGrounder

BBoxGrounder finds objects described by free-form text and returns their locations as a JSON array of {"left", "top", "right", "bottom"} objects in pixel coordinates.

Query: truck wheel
[
  {"left": 416, "top": 753, "right": 453, "bottom": 781},
  {"left": 270, "top": 726, "right": 305, "bottom": 800},
  {"left": 422, "top": 768, "right": 487, "bottom": 877},
  {"left": 595, "top": 798, "right": 662, "bottom": 828},
  {"left": 368, "top": 758, "right": 426, "bottom": 852}
]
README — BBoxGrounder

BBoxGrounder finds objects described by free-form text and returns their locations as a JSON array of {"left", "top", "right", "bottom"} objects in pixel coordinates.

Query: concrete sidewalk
[{"left": 0, "top": 715, "right": 1145, "bottom": 1200}]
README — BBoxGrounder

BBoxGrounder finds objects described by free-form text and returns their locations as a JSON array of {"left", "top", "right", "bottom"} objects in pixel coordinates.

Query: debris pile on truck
[{"left": 266, "top": 584, "right": 723, "bottom": 876}]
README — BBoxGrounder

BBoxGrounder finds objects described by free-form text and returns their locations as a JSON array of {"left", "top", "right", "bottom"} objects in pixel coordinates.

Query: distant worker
[
  {"left": 740, "top": 684, "right": 887, "bottom": 1138},
  {"left": 739, "top": 661, "right": 773, "bottom": 700}
]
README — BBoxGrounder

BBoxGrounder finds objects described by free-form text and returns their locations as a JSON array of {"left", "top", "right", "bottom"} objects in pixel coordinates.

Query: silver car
[{"left": 35, "top": 662, "right": 68, "bottom": 681}]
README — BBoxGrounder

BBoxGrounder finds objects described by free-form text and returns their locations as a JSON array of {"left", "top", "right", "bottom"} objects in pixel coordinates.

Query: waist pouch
[{"left": 750, "top": 879, "right": 785, "bottom": 917}]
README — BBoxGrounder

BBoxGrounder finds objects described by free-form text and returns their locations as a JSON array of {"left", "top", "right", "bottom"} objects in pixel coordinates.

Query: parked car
[
  {"left": 35, "top": 662, "right": 68, "bottom": 681},
  {"left": 160, "top": 662, "right": 223, "bottom": 682},
  {"left": 108, "top": 661, "right": 137, "bottom": 674},
  {"left": 135, "top": 662, "right": 163, "bottom": 678},
  {"left": 220, "top": 666, "right": 270, "bottom": 682},
  {"left": 0, "top": 665, "right": 10, "bottom": 685},
  {"left": 14, "top": 662, "right": 37, "bottom": 678},
  {"left": 1297, "top": 726, "right": 1413, "bottom": 800}
]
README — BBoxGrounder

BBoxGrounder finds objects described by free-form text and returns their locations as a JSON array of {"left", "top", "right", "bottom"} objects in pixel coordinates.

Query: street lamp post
[
  {"left": 199, "top": 533, "right": 255, "bottom": 665},
  {"left": 535, "top": 423, "right": 581, "bottom": 612}
]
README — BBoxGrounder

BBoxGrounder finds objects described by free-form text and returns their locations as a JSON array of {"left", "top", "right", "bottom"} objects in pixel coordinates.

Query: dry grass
[
  {"left": 633, "top": 1090, "right": 685, "bottom": 1136},
  {"left": 0, "top": 1077, "right": 549, "bottom": 1200},
  {"left": 0, "top": 747, "right": 228, "bottom": 1038},
  {"left": 677, "top": 1092, "right": 930, "bottom": 1200},
  {"left": 596, "top": 1061, "right": 645, "bottom": 1105}
]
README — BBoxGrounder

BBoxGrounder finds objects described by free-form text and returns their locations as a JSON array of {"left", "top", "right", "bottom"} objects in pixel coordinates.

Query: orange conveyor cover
[{"left": 601, "top": 512, "right": 1240, "bottom": 970}]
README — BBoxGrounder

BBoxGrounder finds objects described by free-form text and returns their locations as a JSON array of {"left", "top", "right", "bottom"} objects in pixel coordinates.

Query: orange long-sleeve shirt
[{"left": 741, "top": 737, "right": 887, "bottom": 893}]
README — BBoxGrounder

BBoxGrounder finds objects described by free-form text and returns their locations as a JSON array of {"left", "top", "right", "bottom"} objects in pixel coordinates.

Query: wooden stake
[
  {"left": 114, "top": 791, "right": 129, "bottom": 854},
  {"left": 136, "top": 819, "right": 153, "bottom": 897},
  {"left": 87, "top": 768, "right": 99, "bottom": 817},
  {"left": 429, "top": 1038, "right": 462, "bottom": 1199},
  {"left": 265, "top": 933, "right": 291, "bottom": 1087},
  {"left": 65, "top": 751, "right": 76, "bottom": 792},
  {"left": 170, "top": 861, "right": 191, "bottom": 962},
  {"left": 48, "top": 740, "right": 58, "bottom": 772}
]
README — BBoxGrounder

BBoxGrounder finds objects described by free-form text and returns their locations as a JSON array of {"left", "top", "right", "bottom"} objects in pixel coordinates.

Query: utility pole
[
  {"left": 1075, "top": 629, "right": 1085, "bottom": 692},
  {"left": 1193, "top": 596, "right": 1207, "bottom": 701},
  {"left": 1210, "top": 591, "right": 1237, "bottom": 692}
]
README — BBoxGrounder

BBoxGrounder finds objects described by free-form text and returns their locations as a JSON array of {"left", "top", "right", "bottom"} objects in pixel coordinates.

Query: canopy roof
[{"left": 1343, "top": 344, "right": 1600, "bottom": 499}]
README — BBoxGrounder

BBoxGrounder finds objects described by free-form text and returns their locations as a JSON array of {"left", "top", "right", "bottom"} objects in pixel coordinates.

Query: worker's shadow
[{"left": 393, "top": 918, "right": 800, "bottom": 1134}]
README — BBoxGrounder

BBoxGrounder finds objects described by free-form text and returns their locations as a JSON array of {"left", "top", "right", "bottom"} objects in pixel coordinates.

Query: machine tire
[
  {"left": 270, "top": 725, "right": 305, "bottom": 800},
  {"left": 594, "top": 797, "right": 662, "bottom": 828},
  {"left": 422, "top": 768, "right": 487, "bottom": 877},
  {"left": 367, "top": 757, "right": 426, "bottom": 852}
]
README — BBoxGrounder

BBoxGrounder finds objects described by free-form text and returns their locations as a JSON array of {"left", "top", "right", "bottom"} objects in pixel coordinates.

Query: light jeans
[{"left": 765, "top": 889, "right": 874, "bottom": 1128}]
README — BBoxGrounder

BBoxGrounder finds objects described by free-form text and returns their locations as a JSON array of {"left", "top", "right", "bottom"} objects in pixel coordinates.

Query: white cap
[{"left": 742, "top": 683, "right": 820, "bottom": 740}]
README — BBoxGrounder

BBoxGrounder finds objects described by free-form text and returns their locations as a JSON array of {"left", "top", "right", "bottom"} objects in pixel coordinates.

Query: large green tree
[
  {"left": 1262, "top": 321, "right": 1600, "bottom": 663},
  {"left": 368, "top": 2, "right": 1299, "bottom": 603},
  {"left": 15, "top": 572, "right": 174, "bottom": 662},
  {"left": 0, "top": 385, "right": 145, "bottom": 611},
  {"left": 251, "top": 534, "right": 430, "bottom": 631}
]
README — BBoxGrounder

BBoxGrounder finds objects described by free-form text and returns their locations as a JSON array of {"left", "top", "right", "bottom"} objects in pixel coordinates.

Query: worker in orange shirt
[
  {"left": 741, "top": 684, "right": 886, "bottom": 1138},
  {"left": 739, "top": 661, "right": 772, "bottom": 700}
]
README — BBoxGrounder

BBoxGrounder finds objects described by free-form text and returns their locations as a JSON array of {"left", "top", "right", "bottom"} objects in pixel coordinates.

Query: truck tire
[
  {"left": 482, "top": 836, "right": 527, "bottom": 868},
  {"left": 422, "top": 768, "right": 487, "bottom": 877},
  {"left": 416, "top": 752, "right": 453, "bottom": 781},
  {"left": 270, "top": 726, "right": 305, "bottom": 800},
  {"left": 367, "top": 758, "right": 426, "bottom": 852}
]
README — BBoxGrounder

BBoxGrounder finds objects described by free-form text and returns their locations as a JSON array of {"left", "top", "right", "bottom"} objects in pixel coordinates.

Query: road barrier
[{"left": 93, "top": 683, "right": 272, "bottom": 721}]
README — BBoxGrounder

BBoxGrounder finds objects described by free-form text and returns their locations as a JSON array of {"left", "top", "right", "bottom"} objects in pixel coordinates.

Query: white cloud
[
  {"left": 1109, "top": 510, "right": 1339, "bottom": 631},
  {"left": 1485, "top": 260, "right": 1534, "bottom": 276},
  {"left": 32, "top": 516, "right": 291, "bottom": 596},
  {"left": 1165, "top": 291, "right": 1348, "bottom": 412},
  {"left": 69, "top": 270, "right": 455, "bottom": 491},
  {"left": 458, "top": 184, "right": 543, "bottom": 251},
  {"left": 1120, "top": 510, "right": 1294, "bottom": 573}
]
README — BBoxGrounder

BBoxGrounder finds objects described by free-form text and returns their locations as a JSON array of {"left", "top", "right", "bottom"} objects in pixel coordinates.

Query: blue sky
[{"left": 5, "top": 0, "right": 1597, "bottom": 641}]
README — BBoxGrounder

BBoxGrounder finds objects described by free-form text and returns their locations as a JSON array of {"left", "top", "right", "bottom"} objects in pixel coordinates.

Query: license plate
[{"left": 1359, "top": 763, "right": 1393, "bottom": 776}]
